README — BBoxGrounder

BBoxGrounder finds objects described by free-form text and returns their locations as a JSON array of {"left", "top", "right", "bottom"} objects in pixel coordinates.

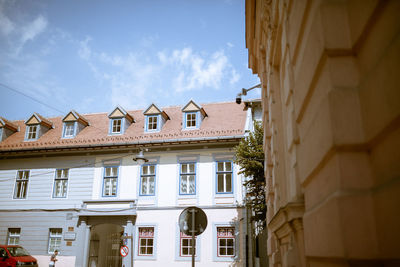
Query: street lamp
[
  {"left": 236, "top": 83, "right": 261, "bottom": 104},
  {"left": 132, "top": 149, "right": 149, "bottom": 164}
]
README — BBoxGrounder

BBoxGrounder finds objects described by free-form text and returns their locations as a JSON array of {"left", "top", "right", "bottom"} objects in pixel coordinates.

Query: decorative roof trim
[
  {"left": 0, "top": 116, "right": 19, "bottom": 132},
  {"left": 108, "top": 106, "right": 134, "bottom": 123},
  {"left": 25, "top": 113, "right": 53, "bottom": 128},
  {"left": 62, "top": 110, "right": 90, "bottom": 126},
  {"left": 144, "top": 103, "right": 169, "bottom": 120},
  {"left": 182, "top": 100, "right": 207, "bottom": 117}
]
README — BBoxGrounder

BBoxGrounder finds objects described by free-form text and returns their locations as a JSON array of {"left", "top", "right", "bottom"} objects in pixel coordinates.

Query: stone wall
[{"left": 246, "top": 0, "right": 400, "bottom": 266}]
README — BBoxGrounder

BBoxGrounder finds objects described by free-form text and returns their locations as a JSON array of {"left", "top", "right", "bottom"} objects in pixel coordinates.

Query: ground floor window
[
  {"left": 217, "top": 227, "right": 235, "bottom": 257},
  {"left": 180, "top": 232, "right": 196, "bottom": 257},
  {"left": 48, "top": 228, "right": 62, "bottom": 253},
  {"left": 7, "top": 228, "right": 20, "bottom": 245},
  {"left": 138, "top": 227, "right": 154, "bottom": 256}
]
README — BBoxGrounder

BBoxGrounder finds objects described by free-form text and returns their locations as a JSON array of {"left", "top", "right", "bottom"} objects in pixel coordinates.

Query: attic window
[
  {"left": 62, "top": 110, "right": 89, "bottom": 138},
  {"left": 147, "top": 116, "right": 158, "bottom": 131},
  {"left": 143, "top": 103, "right": 169, "bottom": 133},
  {"left": 63, "top": 122, "right": 75, "bottom": 137},
  {"left": 111, "top": 119, "right": 122, "bottom": 134},
  {"left": 27, "top": 125, "right": 38, "bottom": 140},
  {"left": 181, "top": 100, "right": 207, "bottom": 130},
  {"left": 108, "top": 106, "right": 134, "bottom": 135},
  {"left": 185, "top": 113, "right": 197, "bottom": 128}
]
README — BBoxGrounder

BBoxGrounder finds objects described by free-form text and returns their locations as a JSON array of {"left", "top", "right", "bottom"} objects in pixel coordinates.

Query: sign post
[{"left": 179, "top": 206, "right": 208, "bottom": 267}]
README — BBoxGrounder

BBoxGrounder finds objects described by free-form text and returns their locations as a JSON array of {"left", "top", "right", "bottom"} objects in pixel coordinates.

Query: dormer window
[
  {"left": 0, "top": 116, "right": 19, "bottom": 141},
  {"left": 185, "top": 112, "right": 197, "bottom": 128},
  {"left": 182, "top": 100, "right": 207, "bottom": 130},
  {"left": 108, "top": 106, "right": 134, "bottom": 135},
  {"left": 143, "top": 104, "right": 170, "bottom": 133},
  {"left": 27, "top": 125, "right": 38, "bottom": 140},
  {"left": 62, "top": 110, "right": 89, "bottom": 138},
  {"left": 147, "top": 116, "right": 158, "bottom": 131},
  {"left": 111, "top": 118, "right": 122, "bottom": 134},
  {"left": 63, "top": 122, "right": 75, "bottom": 137},
  {"left": 24, "top": 113, "right": 53, "bottom": 141}
]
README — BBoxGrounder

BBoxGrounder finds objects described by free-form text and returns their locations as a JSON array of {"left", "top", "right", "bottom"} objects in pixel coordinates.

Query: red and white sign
[{"left": 120, "top": 245, "right": 129, "bottom": 257}]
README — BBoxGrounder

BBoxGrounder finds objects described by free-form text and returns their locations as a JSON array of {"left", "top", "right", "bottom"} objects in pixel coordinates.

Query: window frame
[
  {"left": 139, "top": 164, "right": 156, "bottom": 196},
  {"left": 13, "top": 170, "right": 30, "bottom": 199},
  {"left": 145, "top": 115, "right": 159, "bottom": 132},
  {"left": 25, "top": 125, "right": 39, "bottom": 141},
  {"left": 216, "top": 227, "right": 235, "bottom": 257},
  {"left": 135, "top": 225, "right": 157, "bottom": 260},
  {"left": 110, "top": 118, "right": 124, "bottom": 135},
  {"left": 212, "top": 223, "right": 238, "bottom": 262},
  {"left": 102, "top": 166, "right": 119, "bottom": 197},
  {"left": 215, "top": 161, "right": 233, "bottom": 194},
  {"left": 7, "top": 228, "right": 21, "bottom": 245},
  {"left": 179, "top": 162, "right": 196, "bottom": 195},
  {"left": 52, "top": 169, "right": 69, "bottom": 198},
  {"left": 184, "top": 112, "right": 197, "bottom": 129},
  {"left": 62, "top": 122, "right": 76, "bottom": 138},
  {"left": 48, "top": 228, "right": 62, "bottom": 254}
]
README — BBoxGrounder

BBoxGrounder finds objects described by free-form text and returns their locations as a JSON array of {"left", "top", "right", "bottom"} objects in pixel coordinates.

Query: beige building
[{"left": 245, "top": 0, "right": 400, "bottom": 266}]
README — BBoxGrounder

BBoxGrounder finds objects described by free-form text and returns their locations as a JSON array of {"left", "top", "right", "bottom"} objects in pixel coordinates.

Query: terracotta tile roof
[
  {"left": 0, "top": 116, "right": 19, "bottom": 132},
  {"left": 0, "top": 102, "right": 246, "bottom": 151}
]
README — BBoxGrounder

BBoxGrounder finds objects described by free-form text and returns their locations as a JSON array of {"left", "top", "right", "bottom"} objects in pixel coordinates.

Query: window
[
  {"left": 48, "top": 228, "right": 62, "bottom": 253},
  {"left": 14, "top": 170, "right": 29, "bottom": 199},
  {"left": 53, "top": 169, "right": 69, "bottom": 198},
  {"left": 180, "top": 163, "right": 195, "bottom": 195},
  {"left": 26, "top": 125, "right": 38, "bottom": 140},
  {"left": 63, "top": 122, "right": 75, "bottom": 137},
  {"left": 140, "top": 165, "right": 155, "bottom": 196},
  {"left": 180, "top": 232, "right": 196, "bottom": 257},
  {"left": 103, "top": 167, "right": 118, "bottom": 197},
  {"left": 7, "top": 228, "right": 20, "bottom": 245},
  {"left": 216, "top": 161, "right": 233, "bottom": 193},
  {"left": 147, "top": 116, "right": 158, "bottom": 131},
  {"left": 185, "top": 113, "right": 197, "bottom": 128},
  {"left": 217, "top": 227, "right": 235, "bottom": 257},
  {"left": 138, "top": 227, "right": 154, "bottom": 256},
  {"left": 111, "top": 118, "right": 122, "bottom": 134}
]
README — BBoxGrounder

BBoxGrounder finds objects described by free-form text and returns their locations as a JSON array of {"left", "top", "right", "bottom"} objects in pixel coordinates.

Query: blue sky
[{"left": 0, "top": 0, "right": 260, "bottom": 121}]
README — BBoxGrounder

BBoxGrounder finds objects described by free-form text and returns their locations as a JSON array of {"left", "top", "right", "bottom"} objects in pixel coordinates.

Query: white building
[{"left": 0, "top": 100, "right": 260, "bottom": 267}]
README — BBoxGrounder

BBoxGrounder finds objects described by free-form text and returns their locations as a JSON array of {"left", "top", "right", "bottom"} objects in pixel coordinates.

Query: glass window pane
[
  {"left": 149, "top": 177, "right": 154, "bottom": 194},
  {"left": 227, "top": 248, "right": 234, "bottom": 255},
  {"left": 147, "top": 247, "right": 153, "bottom": 255},
  {"left": 149, "top": 165, "right": 155, "bottom": 174},
  {"left": 217, "top": 162, "right": 224, "bottom": 171},
  {"left": 217, "top": 174, "right": 224, "bottom": 192},
  {"left": 181, "top": 164, "right": 187, "bottom": 173},
  {"left": 226, "top": 174, "right": 232, "bottom": 192},
  {"left": 225, "top": 162, "right": 232, "bottom": 172},
  {"left": 189, "top": 176, "right": 195, "bottom": 194},
  {"left": 189, "top": 163, "right": 195, "bottom": 173},
  {"left": 148, "top": 239, "right": 153, "bottom": 246},
  {"left": 181, "top": 178, "right": 187, "bottom": 194}
]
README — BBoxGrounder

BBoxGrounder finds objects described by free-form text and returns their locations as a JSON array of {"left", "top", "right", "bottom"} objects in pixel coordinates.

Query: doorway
[{"left": 89, "top": 224, "right": 123, "bottom": 267}]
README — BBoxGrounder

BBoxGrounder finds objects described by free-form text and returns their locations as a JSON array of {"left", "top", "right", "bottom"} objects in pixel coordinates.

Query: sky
[{"left": 0, "top": 0, "right": 260, "bottom": 121}]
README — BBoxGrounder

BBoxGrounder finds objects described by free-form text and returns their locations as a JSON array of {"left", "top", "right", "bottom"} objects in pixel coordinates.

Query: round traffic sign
[
  {"left": 120, "top": 245, "right": 129, "bottom": 257},
  {"left": 178, "top": 206, "right": 208, "bottom": 236}
]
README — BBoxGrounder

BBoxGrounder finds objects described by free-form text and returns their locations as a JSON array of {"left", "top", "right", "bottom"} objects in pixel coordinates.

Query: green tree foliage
[{"left": 234, "top": 121, "right": 266, "bottom": 233}]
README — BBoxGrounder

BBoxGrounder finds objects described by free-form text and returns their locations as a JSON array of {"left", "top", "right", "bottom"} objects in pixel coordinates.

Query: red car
[{"left": 0, "top": 245, "right": 38, "bottom": 267}]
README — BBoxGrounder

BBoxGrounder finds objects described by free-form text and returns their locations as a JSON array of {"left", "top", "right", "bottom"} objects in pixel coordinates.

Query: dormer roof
[
  {"left": 108, "top": 106, "right": 134, "bottom": 123},
  {"left": 25, "top": 113, "right": 53, "bottom": 128},
  {"left": 0, "top": 116, "right": 19, "bottom": 132},
  {"left": 143, "top": 103, "right": 170, "bottom": 120},
  {"left": 62, "top": 110, "right": 90, "bottom": 126},
  {"left": 182, "top": 100, "right": 207, "bottom": 117}
]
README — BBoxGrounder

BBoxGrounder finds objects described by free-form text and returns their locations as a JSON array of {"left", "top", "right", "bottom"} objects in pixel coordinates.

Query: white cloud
[
  {"left": 20, "top": 15, "right": 47, "bottom": 44},
  {"left": 0, "top": 7, "right": 15, "bottom": 35},
  {"left": 230, "top": 69, "right": 240, "bottom": 85},
  {"left": 79, "top": 42, "right": 240, "bottom": 108},
  {"left": 161, "top": 47, "right": 233, "bottom": 92},
  {"left": 227, "top": 42, "right": 234, "bottom": 48},
  {"left": 78, "top": 36, "right": 92, "bottom": 60}
]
